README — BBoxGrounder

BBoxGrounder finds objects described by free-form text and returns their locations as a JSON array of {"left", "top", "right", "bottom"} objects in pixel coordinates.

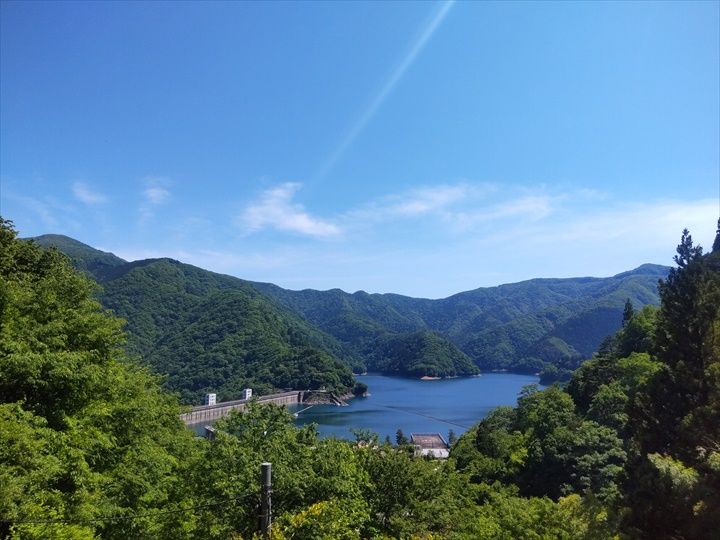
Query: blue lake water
[{"left": 289, "top": 373, "right": 542, "bottom": 441}]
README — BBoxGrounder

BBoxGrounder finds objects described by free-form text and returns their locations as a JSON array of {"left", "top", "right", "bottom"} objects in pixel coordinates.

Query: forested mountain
[
  {"left": 32, "top": 234, "right": 667, "bottom": 391},
  {"left": 5, "top": 219, "right": 719, "bottom": 539},
  {"left": 32, "top": 234, "right": 127, "bottom": 280},
  {"left": 369, "top": 330, "right": 479, "bottom": 378},
  {"left": 253, "top": 264, "right": 667, "bottom": 376},
  {"left": 32, "top": 236, "right": 358, "bottom": 404}
]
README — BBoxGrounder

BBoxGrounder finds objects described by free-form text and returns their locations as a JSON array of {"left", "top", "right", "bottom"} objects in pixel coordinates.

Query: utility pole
[{"left": 260, "top": 462, "right": 272, "bottom": 538}]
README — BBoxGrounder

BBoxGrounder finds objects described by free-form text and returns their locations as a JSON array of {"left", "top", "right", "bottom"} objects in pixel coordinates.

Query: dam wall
[{"left": 180, "top": 391, "right": 303, "bottom": 425}]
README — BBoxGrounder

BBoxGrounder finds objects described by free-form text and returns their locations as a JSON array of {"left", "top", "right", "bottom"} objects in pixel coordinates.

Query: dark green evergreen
[
  {"left": 623, "top": 228, "right": 720, "bottom": 539},
  {"left": 395, "top": 429, "right": 408, "bottom": 446},
  {"left": 622, "top": 298, "right": 635, "bottom": 326}
]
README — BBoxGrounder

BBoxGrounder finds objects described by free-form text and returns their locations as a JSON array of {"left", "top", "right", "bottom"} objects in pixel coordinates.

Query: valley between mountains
[{"left": 32, "top": 234, "right": 668, "bottom": 404}]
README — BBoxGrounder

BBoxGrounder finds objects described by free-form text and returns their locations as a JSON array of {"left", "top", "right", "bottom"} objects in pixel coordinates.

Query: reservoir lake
[
  {"left": 190, "top": 373, "right": 542, "bottom": 440},
  {"left": 292, "top": 372, "right": 542, "bottom": 441}
]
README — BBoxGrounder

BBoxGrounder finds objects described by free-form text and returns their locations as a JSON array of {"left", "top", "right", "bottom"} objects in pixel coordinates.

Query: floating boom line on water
[{"left": 382, "top": 404, "right": 470, "bottom": 430}]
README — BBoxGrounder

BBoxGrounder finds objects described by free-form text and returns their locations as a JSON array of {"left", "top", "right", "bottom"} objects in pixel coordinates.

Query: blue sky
[{"left": 1, "top": 0, "right": 718, "bottom": 298}]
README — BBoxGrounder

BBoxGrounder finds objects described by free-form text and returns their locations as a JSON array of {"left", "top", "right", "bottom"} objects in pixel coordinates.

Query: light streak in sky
[{"left": 314, "top": 0, "right": 455, "bottom": 182}]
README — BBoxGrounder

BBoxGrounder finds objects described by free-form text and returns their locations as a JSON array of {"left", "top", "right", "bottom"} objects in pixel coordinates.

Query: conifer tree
[
  {"left": 625, "top": 226, "right": 720, "bottom": 539},
  {"left": 622, "top": 298, "right": 635, "bottom": 327},
  {"left": 396, "top": 428, "right": 409, "bottom": 446}
]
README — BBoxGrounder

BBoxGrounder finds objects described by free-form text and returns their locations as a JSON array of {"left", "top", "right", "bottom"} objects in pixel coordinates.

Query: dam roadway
[{"left": 180, "top": 390, "right": 346, "bottom": 425}]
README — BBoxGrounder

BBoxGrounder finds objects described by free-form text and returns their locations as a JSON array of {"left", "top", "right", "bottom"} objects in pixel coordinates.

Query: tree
[
  {"left": 587, "top": 382, "right": 628, "bottom": 432},
  {"left": 673, "top": 228, "right": 703, "bottom": 268},
  {"left": 466, "top": 492, "right": 616, "bottom": 540},
  {"left": 0, "top": 218, "right": 199, "bottom": 539},
  {"left": 273, "top": 498, "right": 370, "bottom": 540},
  {"left": 622, "top": 298, "right": 635, "bottom": 327},
  {"left": 353, "top": 381, "right": 368, "bottom": 396},
  {"left": 516, "top": 385, "right": 577, "bottom": 439},
  {"left": 395, "top": 428, "right": 409, "bottom": 446},
  {"left": 357, "top": 443, "right": 472, "bottom": 538},
  {"left": 616, "top": 305, "right": 657, "bottom": 357},
  {"left": 471, "top": 406, "right": 528, "bottom": 484},
  {"left": 625, "top": 226, "right": 720, "bottom": 538},
  {"left": 633, "top": 228, "right": 718, "bottom": 459},
  {"left": 350, "top": 428, "right": 377, "bottom": 446}
]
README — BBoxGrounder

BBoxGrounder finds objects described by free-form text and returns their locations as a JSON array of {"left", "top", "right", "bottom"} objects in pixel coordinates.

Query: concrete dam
[{"left": 180, "top": 390, "right": 347, "bottom": 425}]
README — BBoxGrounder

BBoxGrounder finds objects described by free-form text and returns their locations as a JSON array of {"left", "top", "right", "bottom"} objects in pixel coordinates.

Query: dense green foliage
[
  {"left": 33, "top": 236, "right": 357, "bottom": 403},
  {"left": 564, "top": 237, "right": 720, "bottom": 538},
  {"left": 253, "top": 265, "right": 666, "bottom": 376},
  {"left": 35, "top": 234, "right": 666, "bottom": 385},
  {"left": 30, "top": 234, "right": 127, "bottom": 281},
  {"left": 7, "top": 221, "right": 717, "bottom": 540},
  {"left": 622, "top": 228, "right": 720, "bottom": 538},
  {"left": 450, "top": 225, "right": 720, "bottom": 540},
  {"left": 0, "top": 219, "right": 198, "bottom": 538},
  {"left": 370, "top": 330, "right": 479, "bottom": 377},
  {"left": 0, "top": 221, "right": 615, "bottom": 538}
]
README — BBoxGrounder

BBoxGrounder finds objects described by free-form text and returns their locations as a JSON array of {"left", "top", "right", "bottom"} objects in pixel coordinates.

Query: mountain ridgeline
[
  {"left": 252, "top": 264, "right": 667, "bottom": 379},
  {"left": 31, "top": 234, "right": 667, "bottom": 401}
]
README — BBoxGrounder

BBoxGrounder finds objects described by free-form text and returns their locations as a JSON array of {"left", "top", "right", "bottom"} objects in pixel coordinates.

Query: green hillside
[
  {"left": 238, "top": 284, "right": 477, "bottom": 377},
  {"left": 370, "top": 330, "right": 479, "bottom": 378},
  {"left": 102, "top": 259, "right": 359, "bottom": 403},
  {"left": 28, "top": 236, "right": 358, "bottom": 404},
  {"left": 253, "top": 265, "right": 668, "bottom": 376},
  {"left": 32, "top": 234, "right": 668, "bottom": 388},
  {"left": 33, "top": 234, "right": 127, "bottom": 280}
]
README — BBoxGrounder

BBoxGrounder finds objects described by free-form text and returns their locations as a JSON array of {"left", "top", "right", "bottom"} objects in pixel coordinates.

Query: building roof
[{"left": 410, "top": 433, "right": 449, "bottom": 449}]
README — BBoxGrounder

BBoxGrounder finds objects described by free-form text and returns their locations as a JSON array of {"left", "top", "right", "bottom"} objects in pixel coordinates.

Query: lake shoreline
[
  {"left": 295, "top": 372, "right": 544, "bottom": 441},
  {"left": 189, "top": 373, "right": 544, "bottom": 440},
  {"left": 360, "top": 371, "right": 484, "bottom": 383}
]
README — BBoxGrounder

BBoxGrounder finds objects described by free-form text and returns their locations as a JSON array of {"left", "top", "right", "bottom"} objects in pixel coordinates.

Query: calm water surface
[{"left": 290, "top": 373, "right": 542, "bottom": 441}]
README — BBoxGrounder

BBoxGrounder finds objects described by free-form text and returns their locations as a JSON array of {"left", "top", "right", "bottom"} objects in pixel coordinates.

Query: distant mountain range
[{"left": 31, "top": 234, "right": 669, "bottom": 403}]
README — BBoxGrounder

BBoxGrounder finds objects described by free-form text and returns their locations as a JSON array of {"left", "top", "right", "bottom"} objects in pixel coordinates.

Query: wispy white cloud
[
  {"left": 72, "top": 182, "right": 107, "bottom": 205},
  {"left": 4, "top": 189, "right": 86, "bottom": 233},
  {"left": 107, "top": 193, "right": 717, "bottom": 298},
  {"left": 348, "top": 182, "right": 495, "bottom": 223},
  {"left": 5, "top": 192, "right": 59, "bottom": 227},
  {"left": 142, "top": 176, "right": 171, "bottom": 204},
  {"left": 145, "top": 186, "right": 170, "bottom": 204},
  {"left": 524, "top": 198, "right": 718, "bottom": 250},
  {"left": 391, "top": 185, "right": 468, "bottom": 216},
  {"left": 576, "top": 187, "right": 609, "bottom": 201},
  {"left": 240, "top": 183, "right": 341, "bottom": 238},
  {"left": 139, "top": 176, "right": 171, "bottom": 222},
  {"left": 449, "top": 194, "right": 557, "bottom": 231},
  {"left": 344, "top": 182, "right": 560, "bottom": 232}
]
